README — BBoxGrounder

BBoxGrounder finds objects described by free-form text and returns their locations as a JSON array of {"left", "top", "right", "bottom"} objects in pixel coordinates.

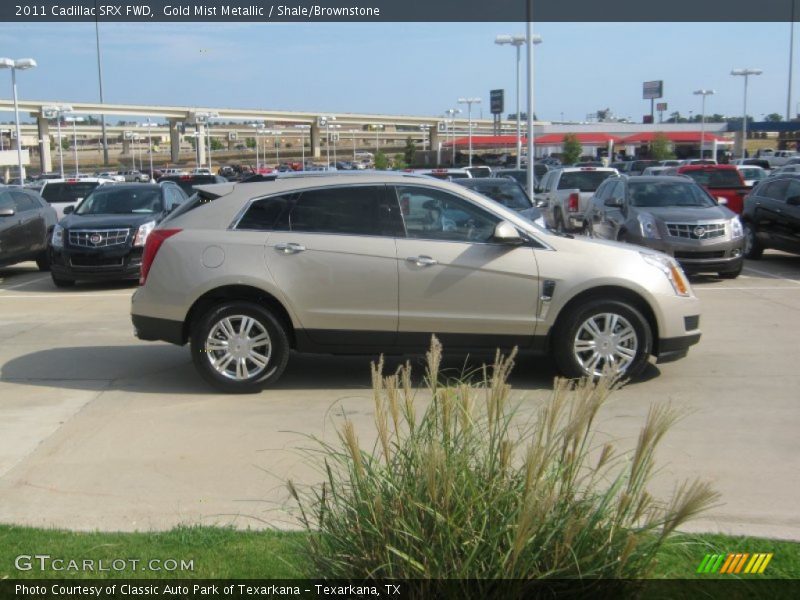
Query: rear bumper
[{"left": 132, "top": 313, "right": 185, "bottom": 345}]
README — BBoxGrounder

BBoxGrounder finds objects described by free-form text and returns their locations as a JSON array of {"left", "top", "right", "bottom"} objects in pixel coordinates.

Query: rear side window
[
  {"left": 10, "top": 190, "right": 40, "bottom": 212},
  {"left": 759, "top": 180, "right": 789, "bottom": 201},
  {"left": 242, "top": 186, "right": 403, "bottom": 237},
  {"left": 40, "top": 182, "right": 99, "bottom": 203},
  {"left": 558, "top": 171, "right": 615, "bottom": 192}
]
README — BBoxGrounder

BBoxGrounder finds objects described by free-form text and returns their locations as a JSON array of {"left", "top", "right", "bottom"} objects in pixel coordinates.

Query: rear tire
[
  {"left": 51, "top": 274, "right": 75, "bottom": 288},
  {"left": 554, "top": 210, "right": 566, "bottom": 233},
  {"left": 743, "top": 222, "right": 763, "bottom": 259},
  {"left": 553, "top": 299, "right": 652, "bottom": 380},
  {"left": 581, "top": 220, "right": 593, "bottom": 237},
  {"left": 190, "top": 301, "right": 290, "bottom": 393}
]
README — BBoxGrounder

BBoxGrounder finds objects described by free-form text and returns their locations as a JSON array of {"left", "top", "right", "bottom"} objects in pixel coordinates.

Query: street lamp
[
  {"left": 693, "top": 89, "right": 715, "bottom": 159},
  {"left": 268, "top": 130, "right": 283, "bottom": 164},
  {"left": 418, "top": 124, "right": 428, "bottom": 152},
  {"left": 457, "top": 97, "right": 481, "bottom": 167},
  {"left": 319, "top": 116, "right": 337, "bottom": 168},
  {"left": 42, "top": 104, "right": 73, "bottom": 178},
  {"left": 294, "top": 124, "right": 310, "bottom": 170},
  {"left": 349, "top": 129, "right": 358, "bottom": 161},
  {"left": 249, "top": 122, "right": 264, "bottom": 170},
  {"left": 0, "top": 57, "right": 37, "bottom": 182},
  {"left": 140, "top": 119, "right": 159, "bottom": 177},
  {"left": 495, "top": 33, "right": 542, "bottom": 169},
  {"left": 731, "top": 68, "right": 762, "bottom": 158},
  {"left": 444, "top": 108, "right": 461, "bottom": 165},
  {"left": 64, "top": 115, "right": 84, "bottom": 177}
]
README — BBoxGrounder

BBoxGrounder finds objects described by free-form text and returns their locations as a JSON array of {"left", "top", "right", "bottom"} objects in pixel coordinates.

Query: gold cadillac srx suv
[{"left": 131, "top": 173, "right": 701, "bottom": 393}]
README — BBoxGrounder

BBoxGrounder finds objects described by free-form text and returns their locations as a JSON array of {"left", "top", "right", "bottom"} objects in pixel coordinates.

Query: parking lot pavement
[{"left": 0, "top": 256, "right": 799, "bottom": 537}]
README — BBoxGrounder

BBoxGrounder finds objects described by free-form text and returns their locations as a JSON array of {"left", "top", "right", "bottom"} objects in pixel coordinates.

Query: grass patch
[
  {"left": 0, "top": 525, "right": 309, "bottom": 579},
  {"left": 1, "top": 526, "right": 798, "bottom": 580}
]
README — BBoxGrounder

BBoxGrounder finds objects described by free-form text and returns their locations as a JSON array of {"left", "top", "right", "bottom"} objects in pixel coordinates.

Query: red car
[{"left": 666, "top": 164, "right": 748, "bottom": 213}]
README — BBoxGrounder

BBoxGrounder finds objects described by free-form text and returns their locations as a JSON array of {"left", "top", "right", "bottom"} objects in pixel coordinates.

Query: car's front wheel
[
  {"left": 553, "top": 299, "right": 652, "bottom": 380},
  {"left": 51, "top": 274, "right": 74, "bottom": 288},
  {"left": 190, "top": 301, "right": 290, "bottom": 393},
  {"left": 742, "top": 221, "right": 763, "bottom": 259}
]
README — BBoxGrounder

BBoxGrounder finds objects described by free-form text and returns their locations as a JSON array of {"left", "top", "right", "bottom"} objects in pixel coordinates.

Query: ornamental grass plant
[{"left": 288, "top": 338, "right": 718, "bottom": 586}]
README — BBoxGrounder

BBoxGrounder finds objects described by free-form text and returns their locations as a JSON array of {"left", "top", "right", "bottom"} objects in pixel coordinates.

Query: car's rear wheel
[
  {"left": 742, "top": 222, "right": 763, "bottom": 259},
  {"left": 51, "top": 274, "right": 74, "bottom": 288},
  {"left": 581, "top": 220, "right": 593, "bottom": 237},
  {"left": 190, "top": 301, "right": 289, "bottom": 393},
  {"left": 553, "top": 210, "right": 566, "bottom": 233},
  {"left": 553, "top": 299, "right": 652, "bottom": 380}
]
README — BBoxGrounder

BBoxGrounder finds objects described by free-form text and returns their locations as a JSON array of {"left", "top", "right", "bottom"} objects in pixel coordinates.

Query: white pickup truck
[
  {"left": 536, "top": 167, "right": 619, "bottom": 232},
  {"left": 758, "top": 149, "right": 798, "bottom": 168}
]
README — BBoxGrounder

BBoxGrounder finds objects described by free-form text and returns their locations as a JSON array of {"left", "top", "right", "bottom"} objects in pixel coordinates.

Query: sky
[{"left": 0, "top": 21, "right": 797, "bottom": 123}]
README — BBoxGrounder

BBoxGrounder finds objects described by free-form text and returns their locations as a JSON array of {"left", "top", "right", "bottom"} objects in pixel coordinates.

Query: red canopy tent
[
  {"left": 442, "top": 135, "right": 523, "bottom": 148},
  {"left": 534, "top": 133, "right": 622, "bottom": 145}
]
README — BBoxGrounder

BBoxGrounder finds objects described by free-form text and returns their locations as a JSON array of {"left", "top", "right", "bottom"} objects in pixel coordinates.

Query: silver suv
[{"left": 131, "top": 174, "right": 702, "bottom": 393}]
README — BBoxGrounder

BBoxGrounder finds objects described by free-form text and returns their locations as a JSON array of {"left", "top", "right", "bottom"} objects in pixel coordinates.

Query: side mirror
[
  {"left": 535, "top": 198, "right": 549, "bottom": 208},
  {"left": 493, "top": 221, "right": 524, "bottom": 245},
  {"left": 63, "top": 206, "right": 74, "bottom": 215},
  {"left": 0, "top": 207, "right": 15, "bottom": 217},
  {"left": 605, "top": 197, "right": 624, "bottom": 208}
]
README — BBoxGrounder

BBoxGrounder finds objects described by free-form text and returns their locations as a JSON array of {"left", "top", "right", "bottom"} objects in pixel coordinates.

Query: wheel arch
[
  {"left": 550, "top": 285, "right": 660, "bottom": 356},
  {"left": 183, "top": 285, "right": 296, "bottom": 348}
]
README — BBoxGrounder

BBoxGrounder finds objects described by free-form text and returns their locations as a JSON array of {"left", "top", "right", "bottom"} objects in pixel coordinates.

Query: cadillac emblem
[
  {"left": 693, "top": 226, "right": 706, "bottom": 238},
  {"left": 90, "top": 234, "right": 102, "bottom": 245}
]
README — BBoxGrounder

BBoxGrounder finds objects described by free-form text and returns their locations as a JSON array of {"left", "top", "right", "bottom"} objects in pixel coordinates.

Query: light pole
[
  {"left": 319, "top": 116, "right": 337, "bottom": 168},
  {"left": 64, "top": 115, "right": 84, "bottom": 176},
  {"left": 42, "top": 104, "right": 73, "bottom": 178},
  {"left": 693, "top": 89, "right": 715, "bottom": 159},
  {"left": 269, "top": 130, "right": 283, "bottom": 164},
  {"left": 372, "top": 123, "right": 383, "bottom": 153},
  {"left": 418, "top": 124, "right": 428, "bottom": 152},
  {"left": 349, "top": 129, "right": 358, "bottom": 161},
  {"left": 0, "top": 57, "right": 37, "bottom": 182},
  {"left": 731, "top": 68, "right": 762, "bottom": 158},
  {"left": 524, "top": 6, "right": 542, "bottom": 199},
  {"left": 329, "top": 124, "right": 341, "bottom": 166},
  {"left": 444, "top": 109, "right": 461, "bottom": 165},
  {"left": 140, "top": 119, "right": 158, "bottom": 177},
  {"left": 457, "top": 97, "right": 481, "bottom": 167},
  {"left": 249, "top": 122, "right": 263, "bottom": 170},
  {"left": 496, "top": 34, "right": 541, "bottom": 169},
  {"left": 294, "top": 124, "right": 310, "bottom": 169}
]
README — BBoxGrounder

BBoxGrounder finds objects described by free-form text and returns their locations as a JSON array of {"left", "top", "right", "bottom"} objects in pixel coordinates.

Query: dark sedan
[
  {"left": 454, "top": 177, "right": 544, "bottom": 226},
  {"left": 0, "top": 187, "right": 57, "bottom": 271},
  {"left": 49, "top": 182, "right": 188, "bottom": 287},
  {"left": 741, "top": 175, "right": 800, "bottom": 259}
]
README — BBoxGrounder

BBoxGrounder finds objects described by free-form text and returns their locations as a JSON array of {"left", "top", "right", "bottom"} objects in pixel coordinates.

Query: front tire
[
  {"left": 553, "top": 299, "right": 652, "bottom": 380},
  {"left": 36, "top": 251, "right": 50, "bottom": 271},
  {"left": 190, "top": 301, "right": 290, "bottom": 393},
  {"left": 51, "top": 274, "right": 75, "bottom": 288},
  {"left": 743, "top": 222, "right": 763, "bottom": 259}
]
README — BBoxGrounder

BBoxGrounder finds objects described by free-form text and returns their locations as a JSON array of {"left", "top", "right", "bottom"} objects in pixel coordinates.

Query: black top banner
[{"left": 1, "top": 0, "right": 799, "bottom": 22}]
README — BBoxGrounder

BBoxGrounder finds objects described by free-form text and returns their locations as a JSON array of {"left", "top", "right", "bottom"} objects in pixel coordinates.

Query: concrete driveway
[{"left": 0, "top": 255, "right": 798, "bottom": 538}]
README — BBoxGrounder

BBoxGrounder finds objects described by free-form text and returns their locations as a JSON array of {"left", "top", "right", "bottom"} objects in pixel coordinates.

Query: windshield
[
  {"left": 629, "top": 181, "right": 716, "bottom": 208},
  {"left": 682, "top": 169, "right": 743, "bottom": 188},
  {"left": 558, "top": 171, "right": 616, "bottom": 192},
  {"left": 41, "top": 182, "right": 99, "bottom": 204},
  {"left": 75, "top": 187, "right": 162, "bottom": 215},
  {"left": 739, "top": 168, "right": 766, "bottom": 180},
  {"left": 461, "top": 180, "right": 532, "bottom": 210}
]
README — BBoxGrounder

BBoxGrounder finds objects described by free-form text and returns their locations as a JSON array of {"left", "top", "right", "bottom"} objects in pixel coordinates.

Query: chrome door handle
[
  {"left": 275, "top": 242, "right": 306, "bottom": 254},
  {"left": 406, "top": 255, "right": 438, "bottom": 267}
]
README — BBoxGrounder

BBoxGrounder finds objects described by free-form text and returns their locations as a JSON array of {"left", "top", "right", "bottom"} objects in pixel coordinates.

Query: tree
[
  {"left": 374, "top": 150, "right": 389, "bottom": 170},
  {"left": 245, "top": 137, "right": 256, "bottom": 149},
  {"left": 210, "top": 138, "right": 223, "bottom": 151},
  {"left": 561, "top": 133, "right": 582, "bottom": 165},
  {"left": 765, "top": 113, "right": 783, "bottom": 122},
  {"left": 392, "top": 154, "right": 407, "bottom": 170},
  {"left": 403, "top": 137, "right": 417, "bottom": 166},
  {"left": 650, "top": 133, "right": 674, "bottom": 161}
]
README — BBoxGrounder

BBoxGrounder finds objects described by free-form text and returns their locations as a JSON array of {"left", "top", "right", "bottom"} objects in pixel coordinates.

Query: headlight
[
  {"left": 51, "top": 224, "right": 64, "bottom": 248},
  {"left": 640, "top": 252, "right": 691, "bottom": 297},
  {"left": 133, "top": 221, "right": 156, "bottom": 247},
  {"left": 637, "top": 213, "right": 661, "bottom": 239},
  {"left": 730, "top": 216, "right": 744, "bottom": 239}
]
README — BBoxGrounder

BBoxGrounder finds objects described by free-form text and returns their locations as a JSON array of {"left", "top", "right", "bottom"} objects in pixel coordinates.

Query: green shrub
[{"left": 289, "top": 338, "right": 718, "bottom": 585}]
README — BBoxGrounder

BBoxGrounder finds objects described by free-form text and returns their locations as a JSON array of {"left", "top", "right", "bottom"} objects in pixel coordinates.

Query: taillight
[
  {"left": 139, "top": 228, "right": 181, "bottom": 285},
  {"left": 568, "top": 192, "right": 579, "bottom": 212}
]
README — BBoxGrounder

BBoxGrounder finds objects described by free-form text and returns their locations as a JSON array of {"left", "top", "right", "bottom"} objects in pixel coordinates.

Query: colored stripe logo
[{"left": 697, "top": 552, "right": 773, "bottom": 574}]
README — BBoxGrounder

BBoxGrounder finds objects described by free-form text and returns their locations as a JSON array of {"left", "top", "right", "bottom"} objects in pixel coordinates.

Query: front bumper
[
  {"left": 629, "top": 234, "right": 745, "bottom": 274},
  {"left": 50, "top": 246, "right": 143, "bottom": 281}
]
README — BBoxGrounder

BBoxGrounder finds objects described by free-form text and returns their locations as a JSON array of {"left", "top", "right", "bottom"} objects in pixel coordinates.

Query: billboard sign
[
  {"left": 643, "top": 80, "right": 663, "bottom": 100},
  {"left": 490, "top": 89, "right": 504, "bottom": 115},
  {"left": 656, "top": 102, "right": 668, "bottom": 111}
]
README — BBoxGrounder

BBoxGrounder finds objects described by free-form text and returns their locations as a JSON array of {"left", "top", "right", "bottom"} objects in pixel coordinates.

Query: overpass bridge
[{"left": 0, "top": 98, "right": 516, "bottom": 173}]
